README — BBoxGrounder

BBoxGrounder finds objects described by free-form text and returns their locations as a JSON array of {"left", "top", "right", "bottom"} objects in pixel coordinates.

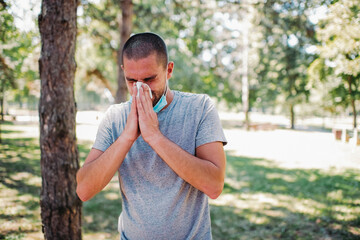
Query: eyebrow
[{"left": 125, "top": 75, "right": 157, "bottom": 82}]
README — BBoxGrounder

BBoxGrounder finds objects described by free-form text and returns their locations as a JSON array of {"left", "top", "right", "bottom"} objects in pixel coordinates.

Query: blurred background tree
[
  {"left": 0, "top": 2, "right": 38, "bottom": 120},
  {"left": 309, "top": 0, "right": 360, "bottom": 129},
  {"left": 2, "top": 0, "right": 359, "bottom": 129},
  {"left": 251, "top": 0, "right": 318, "bottom": 129}
]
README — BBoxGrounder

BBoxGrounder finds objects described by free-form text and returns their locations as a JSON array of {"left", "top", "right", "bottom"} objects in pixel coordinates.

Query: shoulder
[
  {"left": 171, "top": 91, "right": 217, "bottom": 121},
  {"left": 102, "top": 102, "right": 131, "bottom": 122},
  {"left": 175, "top": 91, "right": 213, "bottom": 107},
  {"left": 105, "top": 102, "right": 130, "bottom": 115}
]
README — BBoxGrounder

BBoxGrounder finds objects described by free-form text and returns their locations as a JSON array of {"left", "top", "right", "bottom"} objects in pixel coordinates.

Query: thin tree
[
  {"left": 115, "top": 0, "right": 133, "bottom": 103},
  {"left": 38, "top": 0, "right": 81, "bottom": 239}
]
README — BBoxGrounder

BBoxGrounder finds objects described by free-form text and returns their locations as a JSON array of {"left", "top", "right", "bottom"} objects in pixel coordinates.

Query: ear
[
  {"left": 166, "top": 61, "right": 174, "bottom": 80},
  {"left": 121, "top": 65, "right": 124, "bottom": 70}
]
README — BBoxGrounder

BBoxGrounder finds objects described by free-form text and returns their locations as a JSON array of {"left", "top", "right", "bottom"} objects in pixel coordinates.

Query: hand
[
  {"left": 122, "top": 84, "right": 140, "bottom": 143},
  {"left": 136, "top": 84, "right": 162, "bottom": 144}
]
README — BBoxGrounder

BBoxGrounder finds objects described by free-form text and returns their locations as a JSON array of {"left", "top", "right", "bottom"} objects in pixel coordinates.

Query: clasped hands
[{"left": 123, "top": 83, "right": 161, "bottom": 144}]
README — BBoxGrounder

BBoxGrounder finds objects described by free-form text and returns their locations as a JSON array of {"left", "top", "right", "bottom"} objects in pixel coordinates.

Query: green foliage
[
  {"left": 133, "top": 0, "right": 221, "bottom": 97},
  {"left": 76, "top": 0, "right": 235, "bottom": 106},
  {"left": 0, "top": 2, "right": 40, "bottom": 110},
  {"left": 0, "top": 6, "right": 18, "bottom": 92},
  {"left": 317, "top": 0, "right": 360, "bottom": 77},
  {"left": 317, "top": 0, "right": 360, "bottom": 109},
  {"left": 76, "top": 0, "right": 119, "bottom": 99},
  {"left": 252, "top": 0, "right": 317, "bottom": 115},
  {"left": 309, "top": 0, "right": 360, "bottom": 124}
]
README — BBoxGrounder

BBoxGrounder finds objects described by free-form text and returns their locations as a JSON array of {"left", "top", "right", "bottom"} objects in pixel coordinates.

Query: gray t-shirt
[{"left": 93, "top": 91, "right": 227, "bottom": 240}]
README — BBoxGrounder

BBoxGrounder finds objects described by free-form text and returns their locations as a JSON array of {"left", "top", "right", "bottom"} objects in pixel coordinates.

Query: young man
[{"left": 76, "top": 32, "right": 227, "bottom": 239}]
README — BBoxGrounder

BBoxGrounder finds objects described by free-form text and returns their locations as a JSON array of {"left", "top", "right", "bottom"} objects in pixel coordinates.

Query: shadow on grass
[
  {"left": 210, "top": 152, "right": 360, "bottom": 240},
  {"left": 1, "top": 133, "right": 360, "bottom": 239},
  {"left": 0, "top": 137, "right": 42, "bottom": 238},
  {"left": 82, "top": 184, "right": 122, "bottom": 234},
  {"left": 0, "top": 135, "right": 121, "bottom": 238},
  {"left": 78, "top": 140, "right": 122, "bottom": 237},
  {"left": 0, "top": 138, "right": 41, "bottom": 197}
]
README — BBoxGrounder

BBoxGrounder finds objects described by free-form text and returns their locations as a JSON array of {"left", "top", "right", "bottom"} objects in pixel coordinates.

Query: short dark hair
[{"left": 122, "top": 32, "right": 168, "bottom": 69}]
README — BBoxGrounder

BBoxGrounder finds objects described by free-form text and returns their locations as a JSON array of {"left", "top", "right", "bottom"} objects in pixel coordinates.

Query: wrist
[
  {"left": 144, "top": 130, "right": 164, "bottom": 147},
  {"left": 119, "top": 130, "right": 137, "bottom": 146}
]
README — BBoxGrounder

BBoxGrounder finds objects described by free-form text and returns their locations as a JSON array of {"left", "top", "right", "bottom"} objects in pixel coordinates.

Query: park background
[{"left": 1, "top": 0, "right": 359, "bottom": 239}]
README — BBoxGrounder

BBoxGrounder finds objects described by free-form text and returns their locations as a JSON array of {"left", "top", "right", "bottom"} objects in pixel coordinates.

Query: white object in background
[
  {"left": 349, "top": 128, "right": 359, "bottom": 146},
  {"left": 341, "top": 128, "right": 347, "bottom": 143}
]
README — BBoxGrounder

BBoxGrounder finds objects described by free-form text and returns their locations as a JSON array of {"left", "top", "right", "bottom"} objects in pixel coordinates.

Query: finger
[
  {"left": 131, "top": 83, "right": 137, "bottom": 111},
  {"left": 142, "top": 84, "right": 153, "bottom": 110},
  {"left": 136, "top": 87, "right": 145, "bottom": 116},
  {"left": 129, "top": 86, "right": 139, "bottom": 125},
  {"left": 139, "top": 86, "right": 150, "bottom": 113},
  {"left": 132, "top": 83, "right": 138, "bottom": 98}
]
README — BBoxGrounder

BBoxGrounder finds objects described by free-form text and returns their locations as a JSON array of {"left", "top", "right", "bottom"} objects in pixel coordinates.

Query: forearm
[
  {"left": 76, "top": 135, "right": 133, "bottom": 201},
  {"left": 149, "top": 134, "right": 225, "bottom": 199}
]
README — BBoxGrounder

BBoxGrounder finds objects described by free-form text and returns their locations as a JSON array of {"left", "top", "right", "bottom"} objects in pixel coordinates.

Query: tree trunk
[
  {"left": 115, "top": 0, "right": 133, "bottom": 103},
  {"left": 0, "top": 84, "right": 3, "bottom": 143},
  {"left": 38, "top": 0, "right": 81, "bottom": 239},
  {"left": 347, "top": 75, "right": 357, "bottom": 129},
  {"left": 290, "top": 104, "right": 295, "bottom": 129},
  {"left": 0, "top": 83, "right": 4, "bottom": 122},
  {"left": 351, "top": 99, "right": 357, "bottom": 129},
  {"left": 242, "top": 7, "right": 250, "bottom": 130}
]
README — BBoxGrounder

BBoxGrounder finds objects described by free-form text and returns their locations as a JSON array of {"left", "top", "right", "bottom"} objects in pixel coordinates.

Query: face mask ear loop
[
  {"left": 163, "top": 78, "right": 169, "bottom": 97},
  {"left": 163, "top": 84, "right": 168, "bottom": 98}
]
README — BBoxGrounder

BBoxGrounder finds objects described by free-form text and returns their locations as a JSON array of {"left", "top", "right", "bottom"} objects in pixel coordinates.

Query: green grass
[
  {"left": 210, "top": 154, "right": 360, "bottom": 240},
  {"left": 1, "top": 122, "right": 360, "bottom": 239}
]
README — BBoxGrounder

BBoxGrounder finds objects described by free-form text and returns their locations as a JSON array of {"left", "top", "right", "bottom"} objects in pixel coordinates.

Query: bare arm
[
  {"left": 136, "top": 85, "right": 226, "bottom": 199},
  {"left": 150, "top": 137, "right": 226, "bottom": 199},
  {"left": 76, "top": 85, "right": 139, "bottom": 202},
  {"left": 76, "top": 136, "right": 134, "bottom": 202}
]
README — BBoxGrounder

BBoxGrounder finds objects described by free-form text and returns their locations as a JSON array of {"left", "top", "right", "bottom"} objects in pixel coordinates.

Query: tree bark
[
  {"left": 242, "top": 9, "right": 250, "bottom": 131},
  {"left": 38, "top": 0, "right": 81, "bottom": 239},
  {"left": 347, "top": 75, "right": 357, "bottom": 129},
  {"left": 0, "top": 83, "right": 4, "bottom": 122},
  {"left": 115, "top": 0, "right": 133, "bottom": 103},
  {"left": 290, "top": 104, "right": 295, "bottom": 129},
  {"left": 0, "top": 84, "right": 3, "bottom": 143}
]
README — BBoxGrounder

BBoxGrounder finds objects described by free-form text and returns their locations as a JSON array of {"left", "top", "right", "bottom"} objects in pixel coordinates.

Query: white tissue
[{"left": 136, "top": 82, "right": 152, "bottom": 98}]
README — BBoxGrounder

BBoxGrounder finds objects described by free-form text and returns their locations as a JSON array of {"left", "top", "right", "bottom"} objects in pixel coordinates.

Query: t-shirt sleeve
[
  {"left": 92, "top": 106, "right": 115, "bottom": 152},
  {"left": 195, "top": 95, "right": 227, "bottom": 148}
]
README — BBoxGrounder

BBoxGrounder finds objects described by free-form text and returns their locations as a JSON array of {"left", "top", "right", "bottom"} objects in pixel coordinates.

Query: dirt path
[
  {"left": 4, "top": 110, "right": 359, "bottom": 171},
  {"left": 224, "top": 128, "right": 360, "bottom": 170}
]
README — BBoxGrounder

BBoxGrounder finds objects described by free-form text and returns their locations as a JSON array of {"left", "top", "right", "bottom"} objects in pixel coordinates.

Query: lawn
[{"left": 1, "top": 121, "right": 360, "bottom": 239}]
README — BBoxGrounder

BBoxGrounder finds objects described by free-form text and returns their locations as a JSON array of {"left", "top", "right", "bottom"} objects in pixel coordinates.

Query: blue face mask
[
  {"left": 152, "top": 88, "right": 167, "bottom": 113},
  {"left": 129, "top": 85, "right": 168, "bottom": 113}
]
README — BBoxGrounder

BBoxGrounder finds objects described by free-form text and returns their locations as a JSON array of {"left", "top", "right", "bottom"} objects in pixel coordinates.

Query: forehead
[{"left": 124, "top": 54, "right": 164, "bottom": 73}]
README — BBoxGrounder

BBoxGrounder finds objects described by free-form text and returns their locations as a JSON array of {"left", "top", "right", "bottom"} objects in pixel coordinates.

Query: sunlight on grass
[
  {"left": 211, "top": 192, "right": 326, "bottom": 216},
  {"left": 210, "top": 153, "right": 360, "bottom": 239},
  {"left": 105, "top": 192, "right": 119, "bottom": 200},
  {"left": 1, "top": 122, "right": 360, "bottom": 239},
  {"left": 266, "top": 172, "right": 297, "bottom": 182}
]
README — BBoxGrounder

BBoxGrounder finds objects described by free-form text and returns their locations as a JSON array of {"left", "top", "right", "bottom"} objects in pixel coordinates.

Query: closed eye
[
  {"left": 126, "top": 78, "right": 137, "bottom": 82},
  {"left": 143, "top": 75, "right": 157, "bottom": 82}
]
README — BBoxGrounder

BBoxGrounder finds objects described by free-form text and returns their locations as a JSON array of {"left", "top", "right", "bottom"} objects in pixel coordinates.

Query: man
[{"left": 76, "top": 32, "right": 227, "bottom": 239}]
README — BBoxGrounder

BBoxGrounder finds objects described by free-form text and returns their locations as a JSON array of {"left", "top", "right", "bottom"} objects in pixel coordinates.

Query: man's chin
[{"left": 152, "top": 97, "right": 160, "bottom": 107}]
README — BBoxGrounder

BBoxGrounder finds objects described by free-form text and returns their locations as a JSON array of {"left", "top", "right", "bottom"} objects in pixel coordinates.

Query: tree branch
[{"left": 0, "top": 0, "right": 7, "bottom": 10}]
